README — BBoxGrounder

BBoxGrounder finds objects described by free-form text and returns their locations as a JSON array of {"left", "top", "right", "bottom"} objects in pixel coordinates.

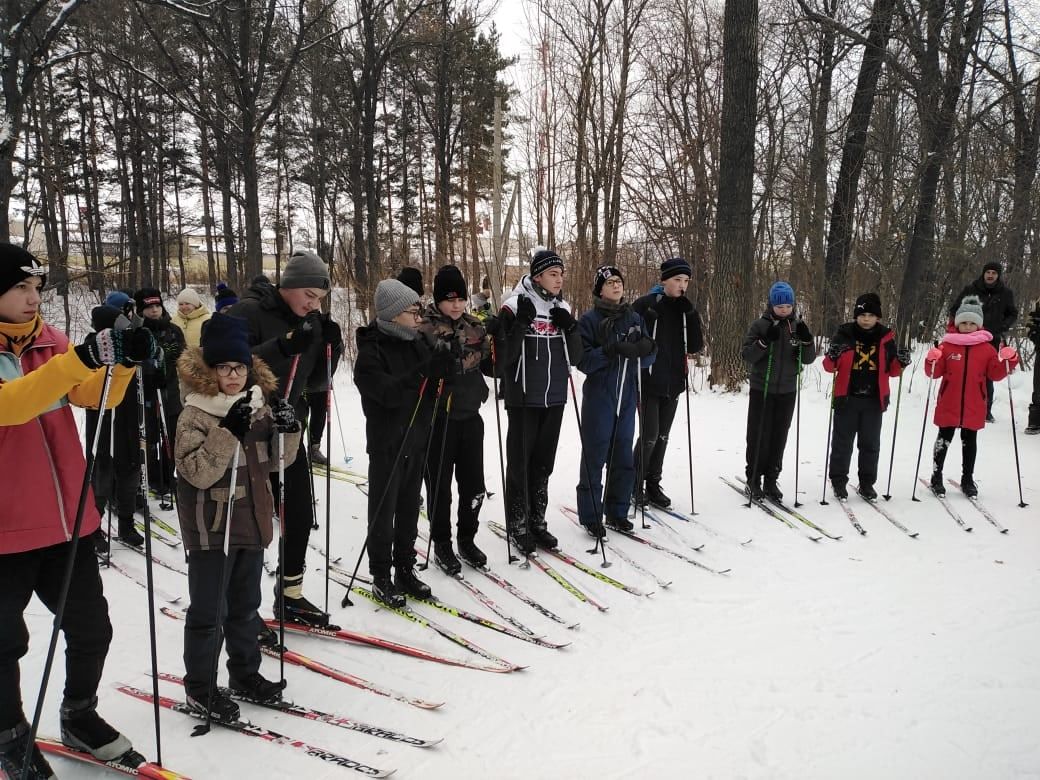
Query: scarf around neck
[
  {"left": 593, "top": 297, "right": 629, "bottom": 321},
  {"left": 376, "top": 318, "right": 418, "bottom": 341},
  {"left": 0, "top": 314, "right": 43, "bottom": 357},
  {"left": 184, "top": 383, "right": 264, "bottom": 419},
  {"left": 942, "top": 329, "right": 993, "bottom": 346}
]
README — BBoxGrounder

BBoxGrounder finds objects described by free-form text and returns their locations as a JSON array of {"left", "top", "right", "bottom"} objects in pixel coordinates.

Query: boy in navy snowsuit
[{"left": 575, "top": 267, "right": 656, "bottom": 536}]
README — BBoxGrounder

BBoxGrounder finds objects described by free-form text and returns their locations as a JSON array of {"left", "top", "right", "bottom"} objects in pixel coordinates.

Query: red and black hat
[{"left": 433, "top": 265, "right": 468, "bottom": 303}]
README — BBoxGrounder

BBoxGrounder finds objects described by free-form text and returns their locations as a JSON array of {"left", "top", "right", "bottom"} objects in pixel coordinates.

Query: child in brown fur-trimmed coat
[{"left": 174, "top": 313, "right": 301, "bottom": 722}]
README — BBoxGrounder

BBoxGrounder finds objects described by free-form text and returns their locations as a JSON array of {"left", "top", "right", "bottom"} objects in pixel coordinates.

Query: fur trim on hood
[{"left": 177, "top": 346, "right": 278, "bottom": 399}]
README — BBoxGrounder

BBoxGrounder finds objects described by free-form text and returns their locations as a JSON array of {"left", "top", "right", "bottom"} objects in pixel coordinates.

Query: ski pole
[
  {"left": 794, "top": 341, "right": 803, "bottom": 507},
  {"left": 332, "top": 386, "right": 350, "bottom": 465},
  {"left": 277, "top": 354, "right": 301, "bottom": 685},
  {"left": 746, "top": 341, "right": 774, "bottom": 507},
  {"left": 190, "top": 443, "right": 241, "bottom": 737},
  {"left": 489, "top": 338, "right": 515, "bottom": 564},
  {"left": 340, "top": 378, "right": 432, "bottom": 607},
  {"left": 561, "top": 334, "right": 611, "bottom": 568},
  {"left": 23, "top": 367, "right": 115, "bottom": 780},
  {"left": 324, "top": 344, "right": 333, "bottom": 614},
  {"left": 1004, "top": 354, "right": 1028, "bottom": 507},
  {"left": 882, "top": 370, "right": 904, "bottom": 501},
  {"left": 911, "top": 353, "right": 939, "bottom": 502},
  {"left": 682, "top": 317, "right": 696, "bottom": 514},
  {"left": 820, "top": 372, "right": 836, "bottom": 505},
  {"left": 596, "top": 354, "right": 630, "bottom": 553},
  {"left": 154, "top": 385, "right": 175, "bottom": 510},
  {"left": 636, "top": 366, "right": 650, "bottom": 529},
  {"left": 420, "top": 393, "right": 454, "bottom": 570},
  {"left": 105, "top": 410, "right": 115, "bottom": 566}
]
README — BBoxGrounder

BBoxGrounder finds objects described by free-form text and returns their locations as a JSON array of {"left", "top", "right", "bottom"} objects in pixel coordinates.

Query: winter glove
[
  {"left": 896, "top": 348, "right": 912, "bottom": 368},
  {"left": 998, "top": 346, "right": 1018, "bottom": 363},
  {"left": 321, "top": 315, "right": 342, "bottom": 349},
  {"left": 925, "top": 346, "right": 943, "bottom": 363},
  {"left": 75, "top": 329, "right": 122, "bottom": 369},
  {"left": 825, "top": 342, "right": 850, "bottom": 363},
  {"left": 794, "top": 320, "right": 812, "bottom": 343},
  {"left": 641, "top": 308, "right": 659, "bottom": 330},
  {"left": 791, "top": 341, "right": 807, "bottom": 362},
  {"left": 514, "top": 295, "right": 536, "bottom": 327},
  {"left": 483, "top": 314, "right": 502, "bottom": 337},
  {"left": 278, "top": 318, "right": 317, "bottom": 356},
  {"left": 270, "top": 397, "right": 300, "bottom": 433},
  {"left": 426, "top": 350, "right": 458, "bottom": 379},
  {"left": 550, "top": 306, "right": 577, "bottom": 335},
  {"left": 219, "top": 396, "right": 253, "bottom": 441},
  {"left": 764, "top": 320, "right": 782, "bottom": 342}
]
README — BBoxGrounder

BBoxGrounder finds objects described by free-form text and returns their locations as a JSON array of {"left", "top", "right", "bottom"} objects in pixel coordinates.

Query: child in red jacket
[
  {"left": 823, "top": 293, "right": 911, "bottom": 500},
  {"left": 924, "top": 295, "right": 1019, "bottom": 497}
]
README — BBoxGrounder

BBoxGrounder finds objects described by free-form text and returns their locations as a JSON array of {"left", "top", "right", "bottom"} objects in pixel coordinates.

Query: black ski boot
[
  {"left": 186, "top": 688, "right": 240, "bottom": 722},
  {"left": 830, "top": 479, "right": 849, "bottom": 500},
  {"left": 857, "top": 483, "right": 878, "bottom": 501},
  {"left": 530, "top": 522, "right": 558, "bottom": 550},
  {"left": 0, "top": 721, "right": 55, "bottom": 779},
  {"left": 257, "top": 622, "right": 282, "bottom": 651},
  {"left": 457, "top": 537, "right": 488, "bottom": 568},
  {"left": 632, "top": 484, "right": 648, "bottom": 508},
  {"left": 645, "top": 482, "right": 671, "bottom": 508},
  {"left": 961, "top": 474, "right": 978, "bottom": 498},
  {"left": 744, "top": 476, "right": 764, "bottom": 501},
  {"left": 433, "top": 541, "right": 462, "bottom": 576},
  {"left": 60, "top": 696, "right": 133, "bottom": 761},
  {"left": 396, "top": 568, "right": 432, "bottom": 599},
  {"left": 372, "top": 575, "right": 406, "bottom": 609},
  {"left": 762, "top": 478, "right": 783, "bottom": 503},
  {"left": 506, "top": 517, "right": 536, "bottom": 555},
  {"left": 605, "top": 515, "right": 634, "bottom": 533},
  {"left": 91, "top": 528, "right": 109, "bottom": 557},
  {"left": 929, "top": 470, "right": 946, "bottom": 497},
  {"left": 273, "top": 576, "right": 332, "bottom": 628},
  {"left": 229, "top": 672, "right": 285, "bottom": 703},
  {"left": 308, "top": 445, "right": 328, "bottom": 466},
  {"left": 581, "top": 518, "right": 606, "bottom": 539},
  {"left": 116, "top": 515, "right": 143, "bottom": 547}
]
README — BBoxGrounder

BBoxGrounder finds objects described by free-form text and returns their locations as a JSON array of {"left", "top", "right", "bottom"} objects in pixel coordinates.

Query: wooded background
[{"left": 3, "top": 0, "right": 1038, "bottom": 387}]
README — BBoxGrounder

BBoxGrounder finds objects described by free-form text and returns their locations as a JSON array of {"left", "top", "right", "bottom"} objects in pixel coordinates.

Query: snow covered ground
[{"left": 21, "top": 352, "right": 1040, "bottom": 779}]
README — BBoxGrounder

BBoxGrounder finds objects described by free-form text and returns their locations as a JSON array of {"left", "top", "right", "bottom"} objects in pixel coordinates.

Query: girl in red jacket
[
  {"left": 924, "top": 295, "right": 1019, "bottom": 497},
  {"left": 0, "top": 244, "right": 158, "bottom": 778}
]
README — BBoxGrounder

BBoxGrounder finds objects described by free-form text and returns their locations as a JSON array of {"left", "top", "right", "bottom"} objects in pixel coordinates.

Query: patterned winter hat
[
  {"left": 854, "top": 293, "right": 882, "bottom": 318},
  {"left": 660, "top": 257, "right": 692, "bottom": 281},
  {"left": 593, "top": 266, "right": 624, "bottom": 297},
  {"left": 954, "top": 295, "right": 984, "bottom": 327},
  {"left": 768, "top": 281, "right": 795, "bottom": 307},
  {"left": 0, "top": 242, "right": 46, "bottom": 297},
  {"left": 134, "top": 287, "right": 163, "bottom": 312},
  {"left": 529, "top": 246, "right": 564, "bottom": 278}
]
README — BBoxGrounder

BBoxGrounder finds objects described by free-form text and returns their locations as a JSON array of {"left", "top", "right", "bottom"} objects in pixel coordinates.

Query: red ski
[{"left": 36, "top": 738, "right": 191, "bottom": 778}]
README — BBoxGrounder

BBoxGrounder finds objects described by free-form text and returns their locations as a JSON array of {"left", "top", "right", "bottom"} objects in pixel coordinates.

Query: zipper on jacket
[{"left": 959, "top": 345, "right": 970, "bottom": 427}]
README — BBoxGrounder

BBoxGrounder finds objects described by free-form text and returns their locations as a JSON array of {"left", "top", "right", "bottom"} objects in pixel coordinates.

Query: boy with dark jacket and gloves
[
  {"left": 175, "top": 313, "right": 300, "bottom": 721},
  {"left": 226, "top": 250, "right": 342, "bottom": 627},
  {"left": 576, "top": 266, "right": 656, "bottom": 536},
  {"left": 0, "top": 244, "right": 149, "bottom": 779},
  {"left": 356, "top": 279, "right": 452, "bottom": 607},
  {"left": 924, "top": 296, "right": 1019, "bottom": 497},
  {"left": 1026, "top": 301, "right": 1040, "bottom": 435},
  {"left": 822, "top": 293, "right": 910, "bottom": 500},
  {"left": 630, "top": 257, "right": 703, "bottom": 508},
  {"left": 496, "top": 246, "right": 583, "bottom": 554},
  {"left": 740, "top": 281, "right": 816, "bottom": 501},
  {"left": 948, "top": 261, "right": 1018, "bottom": 421},
  {"left": 419, "top": 266, "right": 492, "bottom": 574}
]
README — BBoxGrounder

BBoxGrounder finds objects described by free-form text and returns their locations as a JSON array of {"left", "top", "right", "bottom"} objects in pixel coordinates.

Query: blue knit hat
[
  {"left": 214, "top": 282, "right": 239, "bottom": 312},
  {"left": 768, "top": 281, "right": 795, "bottom": 307},
  {"left": 201, "top": 312, "right": 253, "bottom": 367}
]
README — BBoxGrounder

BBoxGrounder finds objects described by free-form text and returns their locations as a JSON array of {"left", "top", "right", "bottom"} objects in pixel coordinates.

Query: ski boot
[
  {"left": 632, "top": 484, "right": 648, "bottom": 509},
  {"left": 457, "top": 537, "right": 487, "bottom": 568},
  {"left": 960, "top": 474, "right": 978, "bottom": 498},
  {"left": 433, "top": 541, "right": 462, "bottom": 576},
  {"left": 830, "top": 479, "right": 849, "bottom": 501},
  {"left": 60, "top": 696, "right": 134, "bottom": 762},
  {"left": 229, "top": 672, "right": 285, "bottom": 703},
  {"left": 605, "top": 515, "right": 634, "bottom": 533},
  {"left": 308, "top": 445, "right": 328, "bottom": 467},
  {"left": 645, "top": 482, "right": 671, "bottom": 509},
  {"left": 929, "top": 470, "right": 946, "bottom": 497},
  {"left": 0, "top": 721, "right": 55, "bottom": 780},
  {"left": 273, "top": 576, "right": 333, "bottom": 628},
  {"left": 744, "top": 476, "right": 765, "bottom": 501},
  {"left": 186, "top": 688, "right": 240, "bottom": 722},
  {"left": 530, "top": 522, "right": 558, "bottom": 550},
  {"left": 372, "top": 575, "right": 406, "bottom": 609},
  {"left": 857, "top": 483, "right": 877, "bottom": 502},
  {"left": 395, "top": 567, "right": 432, "bottom": 600},
  {"left": 581, "top": 518, "right": 606, "bottom": 539},
  {"left": 257, "top": 622, "right": 282, "bottom": 651},
  {"left": 116, "top": 515, "right": 143, "bottom": 547},
  {"left": 762, "top": 478, "right": 783, "bottom": 503},
  {"left": 1025, "top": 420, "right": 1040, "bottom": 435},
  {"left": 91, "top": 528, "right": 110, "bottom": 557},
  {"left": 506, "top": 515, "right": 536, "bottom": 555}
]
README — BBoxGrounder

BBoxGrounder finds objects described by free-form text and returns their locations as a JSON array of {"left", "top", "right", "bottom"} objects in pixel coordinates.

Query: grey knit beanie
[
  {"left": 375, "top": 279, "right": 419, "bottom": 321},
  {"left": 282, "top": 250, "right": 330, "bottom": 290},
  {"left": 954, "top": 295, "right": 985, "bottom": 327}
]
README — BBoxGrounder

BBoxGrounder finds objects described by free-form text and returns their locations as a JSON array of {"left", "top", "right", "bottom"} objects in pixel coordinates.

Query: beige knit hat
[{"left": 177, "top": 287, "right": 202, "bottom": 308}]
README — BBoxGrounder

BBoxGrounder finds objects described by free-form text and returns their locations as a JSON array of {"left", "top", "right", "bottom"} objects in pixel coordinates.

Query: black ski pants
[
  {"left": 308, "top": 389, "right": 328, "bottom": 449},
  {"left": 505, "top": 405, "right": 565, "bottom": 532},
  {"left": 269, "top": 439, "right": 313, "bottom": 582},
  {"left": 183, "top": 548, "right": 263, "bottom": 697},
  {"left": 745, "top": 389, "right": 797, "bottom": 482},
  {"left": 367, "top": 432, "right": 427, "bottom": 577},
  {"left": 933, "top": 427, "right": 978, "bottom": 477},
  {"left": 0, "top": 537, "right": 113, "bottom": 730},
  {"left": 1028, "top": 365, "right": 1040, "bottom": 428},
  {"left": 425, "top": 414, "right": 486, "bottom": 545},
  {"left": 633, "top": 393, "right": 680, "bottom": 488},
  {"left": 828, "top": 396, "right": 884, "bottom": 487}
]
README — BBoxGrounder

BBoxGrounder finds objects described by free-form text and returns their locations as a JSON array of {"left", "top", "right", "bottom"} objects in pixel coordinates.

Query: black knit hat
[
  {"left": 982, "top": 261, "right": 1002, "bottom": 276},
  {"left": 134, "top": 287, "right": 163, "bottom": 313},
  {"left": 593, "top": 266, "right": 624, "bottom": 297},
  {"left": 0, "top": 242, "right": 46, "bottom": 297},
  {"left": 660, "top": 257, "right": 692, "bottom": 281},
  {"left": 397, "top": 267, "right": 424, "bottom": 297},
  {"left": 530, "top": 246, "right": 564, "bottom": 278},
  {"left": 433, "top": 265, "right": 468, "bottom": 304},
  {"left": 854, "top": 292, "right": 882, "bottom": 318},
  {"left": 201, "top": 312, "right": 253, "bottom": 368}
]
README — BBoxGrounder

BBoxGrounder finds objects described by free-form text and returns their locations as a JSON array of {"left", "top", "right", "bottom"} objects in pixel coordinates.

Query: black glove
[
  {"left": 795, "top": 320, "right": 812, "bottom": 343},
  {"left": 641, "top": 308, "right": 659, "bottom": 330},
  {"left": 278, "top": 319, "right": 316, "bottom": 356},
  {"left": 550, "top": 306, "right": 576, "bottom": 334},
  {"left": 826, "top": 342, "right": 850, "bottom": 363},
  {"left": 674, "top": 296, "right": 693, "bottom": 314},
  {"left": 791, "top": 341, "right": 807, "bottom": 362},
  {"left": 75, "top": 330, "right": 120, "bottom": 369},
  {"left": 764, "top": 320, "right": 782, "bottom": 342},
  {"left": 270, "top": 397, "right": 300, "bottom": 433},
  {"left": 896, "top": 348, "right": 912, "bottom": 368},
  {"left": 219, "top": 396, "right": 253, "bottom": 441},
  {"left": 426, "top": 350, "right": 457, "bottom": 379},
  {"left": 321, "top": 315, "right": 342, "bottom": 349},
  {"left": 515, "top": 295, "right": 536, "bottom": 327},
  {"left": 483, "top": 314, "right": 502, "bottom": 337}
]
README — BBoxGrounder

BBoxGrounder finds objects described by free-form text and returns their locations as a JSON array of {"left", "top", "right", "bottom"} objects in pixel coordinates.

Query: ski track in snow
[{"left": 19, "top": 357, "right": 1040, "bottom": 778}]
